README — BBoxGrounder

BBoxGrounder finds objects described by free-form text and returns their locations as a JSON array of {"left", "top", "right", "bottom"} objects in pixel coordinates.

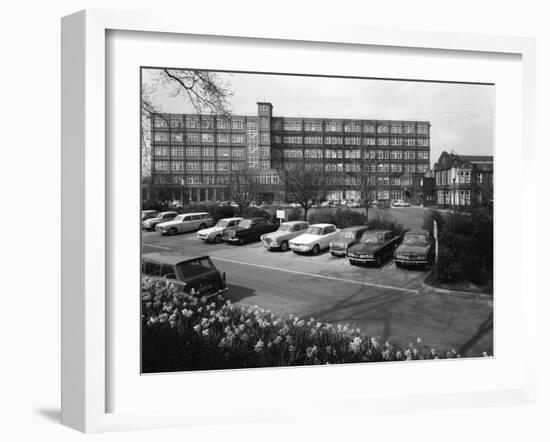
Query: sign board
[{"left": 276, "top": 210, "right": 285, "bottom": 220}]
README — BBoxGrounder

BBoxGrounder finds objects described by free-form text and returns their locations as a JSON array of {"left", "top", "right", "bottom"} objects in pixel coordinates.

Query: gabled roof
[{"left": 434, "top": 151, "right": 493, "bottom": 171}]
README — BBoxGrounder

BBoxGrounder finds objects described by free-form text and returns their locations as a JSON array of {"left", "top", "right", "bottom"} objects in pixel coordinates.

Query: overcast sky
[{"left": 143, "top": 69, "right": 494, "bottom": 166}]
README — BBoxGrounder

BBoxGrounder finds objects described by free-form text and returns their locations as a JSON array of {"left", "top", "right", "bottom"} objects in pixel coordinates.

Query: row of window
[
  {"left": 283, "top": 161, "right": 428, "bottom": 174},
  {"left": 436, "top": 189, "right": 486, "bottom": 206},
  {"left": 154, "top": 160, "right": 272, "bottom": 172},
  {"left": 322, "top": 176, "right": 415, "bottom": 187},
  {"left": 283, "top": 149, "right": 429, "bottom": 160},
  {"left": 155, "top": 132, "right": 271, "bottom": 144},
  {"left": 435, "top": 169, "right": 487, "bottom": 185},
  {"left": 153, "top": 172, "right": 280, "bottom": 185},
  {"left": 155, "top": 131, "right": 430, "bottom": 147},
  {"left": 154, "top": 115, "right": 429, "bottom": 135},
  {"left": 273, "top": 135, "right": 429, "bottom": 146},
  {"left": 154, "top": 117, "right": 271, "bottom": 131},
  {"left": 154, "top": 146, "right": 271, "bottom": 158},
  {"left": 273, "top": 120, "right": 429, "bottom": 134}
]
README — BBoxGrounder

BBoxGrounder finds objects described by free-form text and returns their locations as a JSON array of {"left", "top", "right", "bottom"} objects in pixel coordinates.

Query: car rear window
[{"left": 177, "top": 258, "right": 216, "bottom": 279}]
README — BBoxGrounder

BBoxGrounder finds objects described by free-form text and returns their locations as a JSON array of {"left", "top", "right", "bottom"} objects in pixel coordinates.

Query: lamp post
[{"left": 180, "top": 178, "right": 185, "bottom": 208}]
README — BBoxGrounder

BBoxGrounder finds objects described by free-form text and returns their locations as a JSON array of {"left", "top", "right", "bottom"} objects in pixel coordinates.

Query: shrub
[
  {"left": 368, "top": 209, "right": 404, "bottom": 235},
  {"left": 212, "top": 205, "right": 237, "bottom": 222},
  {"left": 423, "top": 209, "right": 493, "bottom": 287},
  {"left": 141, "top": 278, "right": 478, "bottom": 372},
  {"left": 287, "top": 207, "right": 304, "bottom": 221},
  {"left": 243, "top": 207, "right": 273, "bottom": 221},
  {"left": 307, "top": 208, "right": 366, "bottom": 229}
]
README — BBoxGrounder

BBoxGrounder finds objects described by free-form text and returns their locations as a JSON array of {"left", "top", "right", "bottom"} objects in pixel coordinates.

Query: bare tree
[
  {"left": 344, "top": 147, "right": 379, "bottom": 221},
  {"left": 278, "top": 160, "right": 328, "bottom": 221},
  {"left": 226, "top": 168, "right": 261, "bottom": 216},
  {"left": 158, "top": 69, "right": 233, "bottom": 115}
]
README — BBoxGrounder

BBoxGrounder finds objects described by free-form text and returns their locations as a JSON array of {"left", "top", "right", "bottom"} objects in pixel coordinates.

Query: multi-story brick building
[
  {"left": 148, "top": 102, "right": 431, "bottom": 204},
  {"left": 434, "top": 151, "right": 493, "bottom": 208}
]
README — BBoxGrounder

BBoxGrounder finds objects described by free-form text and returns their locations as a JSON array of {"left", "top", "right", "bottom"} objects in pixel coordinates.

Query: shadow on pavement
[
  {"left": 458, "top": 312, "right": 493, "bottom": 356},
  {"left": 225, "top": 283, "right": 257, "bottom": 304}
]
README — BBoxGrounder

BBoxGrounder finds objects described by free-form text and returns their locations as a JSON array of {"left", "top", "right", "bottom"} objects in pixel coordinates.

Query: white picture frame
[{"left": 61, "top": 9, "right": 537, "bottom": 433}]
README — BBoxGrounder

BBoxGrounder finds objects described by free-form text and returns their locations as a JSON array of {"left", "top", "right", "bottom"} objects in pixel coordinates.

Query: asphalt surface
[{"left": 141, "top": 208, "right": 493, "bottom": 356}]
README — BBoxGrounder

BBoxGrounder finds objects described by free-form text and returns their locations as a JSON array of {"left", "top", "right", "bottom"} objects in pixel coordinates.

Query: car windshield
[
  {"left": 336, "top": 231, "right": 357, "bottom": 240},
  {"left": 238, "top": 220, "right": 252, "bottom": 228},
  {"left": 361, "top": 233, "right": 384, "bottom": 244},
  {"left": 177, "top": 258, "right": 215, "bottom": 279},
  {"left": 173, "top": 215, "right": 184, "bottom": 221},
  {"left": 403, "top": 234, "right": 428, "bottom": 246},
  {"left": 278, "top": 224, "right": 292, "bottom": 232},
  {"left": 305, "top": 226, "right": 323, "bottom": 235},
  {"left": 215, "top": 220, "right": 229, "bottom": 228}
]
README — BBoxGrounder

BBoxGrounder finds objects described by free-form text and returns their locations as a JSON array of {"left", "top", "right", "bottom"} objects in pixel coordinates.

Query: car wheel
[
  {"left": 280, "top": 241, "right": 289, "bottom": 252},
  {"left": 239, "top": 237, "right": 245, "bottom": 245},
  {"left": 375, "top": 256, "right": 382, "bottom": 267},
  {"left": 395, "top": 261, "right": 402, "bottom": 268},
  {"left": 349, "top": 260, "right": 356, "bottom": 266},
  {"left": 214, "top": 235, "right": 222, "bottom": 244},
  {"left": 312, "top": 245, "right": 320, "bottom": 255},
  {"left": 198, "top": 223, "right": 207, "bottom": 230},
  {"left": 169, "top": 228, "right": 178, "bottom": 236}
]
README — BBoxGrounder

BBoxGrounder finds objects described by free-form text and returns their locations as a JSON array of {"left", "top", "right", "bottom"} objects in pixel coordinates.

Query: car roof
[
  {"left": 142, "top": 252, "right": 210, "bottom": 265},
  {"left": 181, "top": 211, "right": 210, "bottom": 216},
  {"left": 341, "top": 225, "right": 369, "bottom": 231},
  {"left": 221, "top": 217, "right": 243, "bottom": 221},
  {"left": 158, "top": 211, "right": 178, "bottom": 216},
  {"left": 364, "top": 229, "right": 392, "bottom": 234},
  {"left": 405, "top": 229, "right": 430, "bottom": 235},
  {"left": 282, "top": 220, "right": 308, "bottom": 225},
  {"left": 310, "top": 223, "right": 336, "bottom": 228},
  {"left": 142, "top": 209, "right": 157, "bottom": 213}
]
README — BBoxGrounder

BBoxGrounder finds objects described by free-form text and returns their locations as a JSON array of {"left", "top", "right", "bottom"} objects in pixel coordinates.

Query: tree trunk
[
  {"left": 303, "top": 206, "right": 309, "bottom": 222},
  {"left": 365, "top": 204, "right": 369, "bottom": 224}
]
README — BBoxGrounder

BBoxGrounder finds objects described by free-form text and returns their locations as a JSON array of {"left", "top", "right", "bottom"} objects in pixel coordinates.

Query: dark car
[
  {"left": 329, "top": 225, "right": 370, "bottom": 257},
  {"left": 346, "top": 230, "right": 402, "bottom": 267},
  {"left": 141, "top": 252, "right": 227, "bottom": 298},
  {"left": 223, "top": 217, "right": 278, "bottom": 244},
  {"left": 394, "top": 229, "right": 435, "bottom": 269}
]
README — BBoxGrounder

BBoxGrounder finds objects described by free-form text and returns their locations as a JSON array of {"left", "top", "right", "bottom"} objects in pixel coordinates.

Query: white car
[
  {"left": 289, "top": 223, "right": 340, "bottom": 255},
  {"left": 197, "top": 217, "right": 243, "bottom": 243},
  {"left": 157, "top": 212, "right": 214, "bottom": 235}
]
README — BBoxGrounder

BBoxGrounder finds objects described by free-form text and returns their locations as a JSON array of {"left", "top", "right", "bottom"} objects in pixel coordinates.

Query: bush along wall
[
  {"left": 141, "top": 278, "right": 486, "bottom": 373},
  {"left": 423, "top": 208, "right": 493, "bottom": 290}
]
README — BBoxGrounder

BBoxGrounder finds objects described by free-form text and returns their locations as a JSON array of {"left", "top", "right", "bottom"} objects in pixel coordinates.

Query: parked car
[
  {"left": 391, "top": 199, "right": 411, "bottom": 208},
  {"left": 347, "top": 230, "right": 402, "bottom": 267},
  {"left": 141, "top": 252, "right": 227, "bottom": 298},
  {"left": 197, "top": 217, "right": 244, "bottom": 243},
  {"left": 141, "top": 210, "right": 158, "bottom": 221},
  {"left": 394, "top": 229, "right": 435, "bottom": 269},
  {"left": 329, "top": 225, "right": 370, "bottom": 257},
  {"left": 289, "top": 223, "right": 339, "bottom": 255},
  {"left": 261, "top": 220, "right": 309, "bottom": 251},
  {"left": 157, "top": 212, "right": 214, "bottom": 235},
  {"left": 141, "top": 211, "right": 178, "bottom": 231},
  {"left": 223, "top": 217, "right": 278, "bottom": 244}
]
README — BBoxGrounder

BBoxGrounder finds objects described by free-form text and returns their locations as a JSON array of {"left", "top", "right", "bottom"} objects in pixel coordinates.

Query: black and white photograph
[{"left": 140, "top": 68, "right": 494, "bottom": 373}]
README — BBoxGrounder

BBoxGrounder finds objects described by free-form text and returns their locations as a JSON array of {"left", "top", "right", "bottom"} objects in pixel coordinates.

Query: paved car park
[{"left": 142, "top": 209, "right": 493, "bottom": 356}]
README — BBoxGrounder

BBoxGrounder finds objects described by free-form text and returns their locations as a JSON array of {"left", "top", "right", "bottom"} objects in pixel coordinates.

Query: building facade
[
  {"left": 148, "top": 102, "right": 431, "bottom": 204},
  {"left": 434, "top": 151, "right": 493, "bottom": 208}
]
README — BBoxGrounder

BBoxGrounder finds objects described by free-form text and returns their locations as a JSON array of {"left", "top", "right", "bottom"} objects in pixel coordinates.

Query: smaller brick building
[{"left": 434, "top": 151, "right": 493, "bottom": 208}]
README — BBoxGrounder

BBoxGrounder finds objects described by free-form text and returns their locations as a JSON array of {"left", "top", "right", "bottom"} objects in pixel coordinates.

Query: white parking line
[
  {"left": 211, "top": 256, "right": 420, "bottom": 294},
  {"left": 142, "top": 242, "right": 172, "bottom": 250}
]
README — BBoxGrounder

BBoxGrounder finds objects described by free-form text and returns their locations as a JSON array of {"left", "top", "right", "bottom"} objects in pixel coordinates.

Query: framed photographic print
[{"left": 61, "top": 9, "right": 537, "bottom": 433}]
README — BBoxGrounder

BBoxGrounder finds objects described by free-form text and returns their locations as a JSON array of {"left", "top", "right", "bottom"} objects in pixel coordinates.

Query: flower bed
[{"left": 142, "top": 278, "right": 484, "bottom": 373}]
